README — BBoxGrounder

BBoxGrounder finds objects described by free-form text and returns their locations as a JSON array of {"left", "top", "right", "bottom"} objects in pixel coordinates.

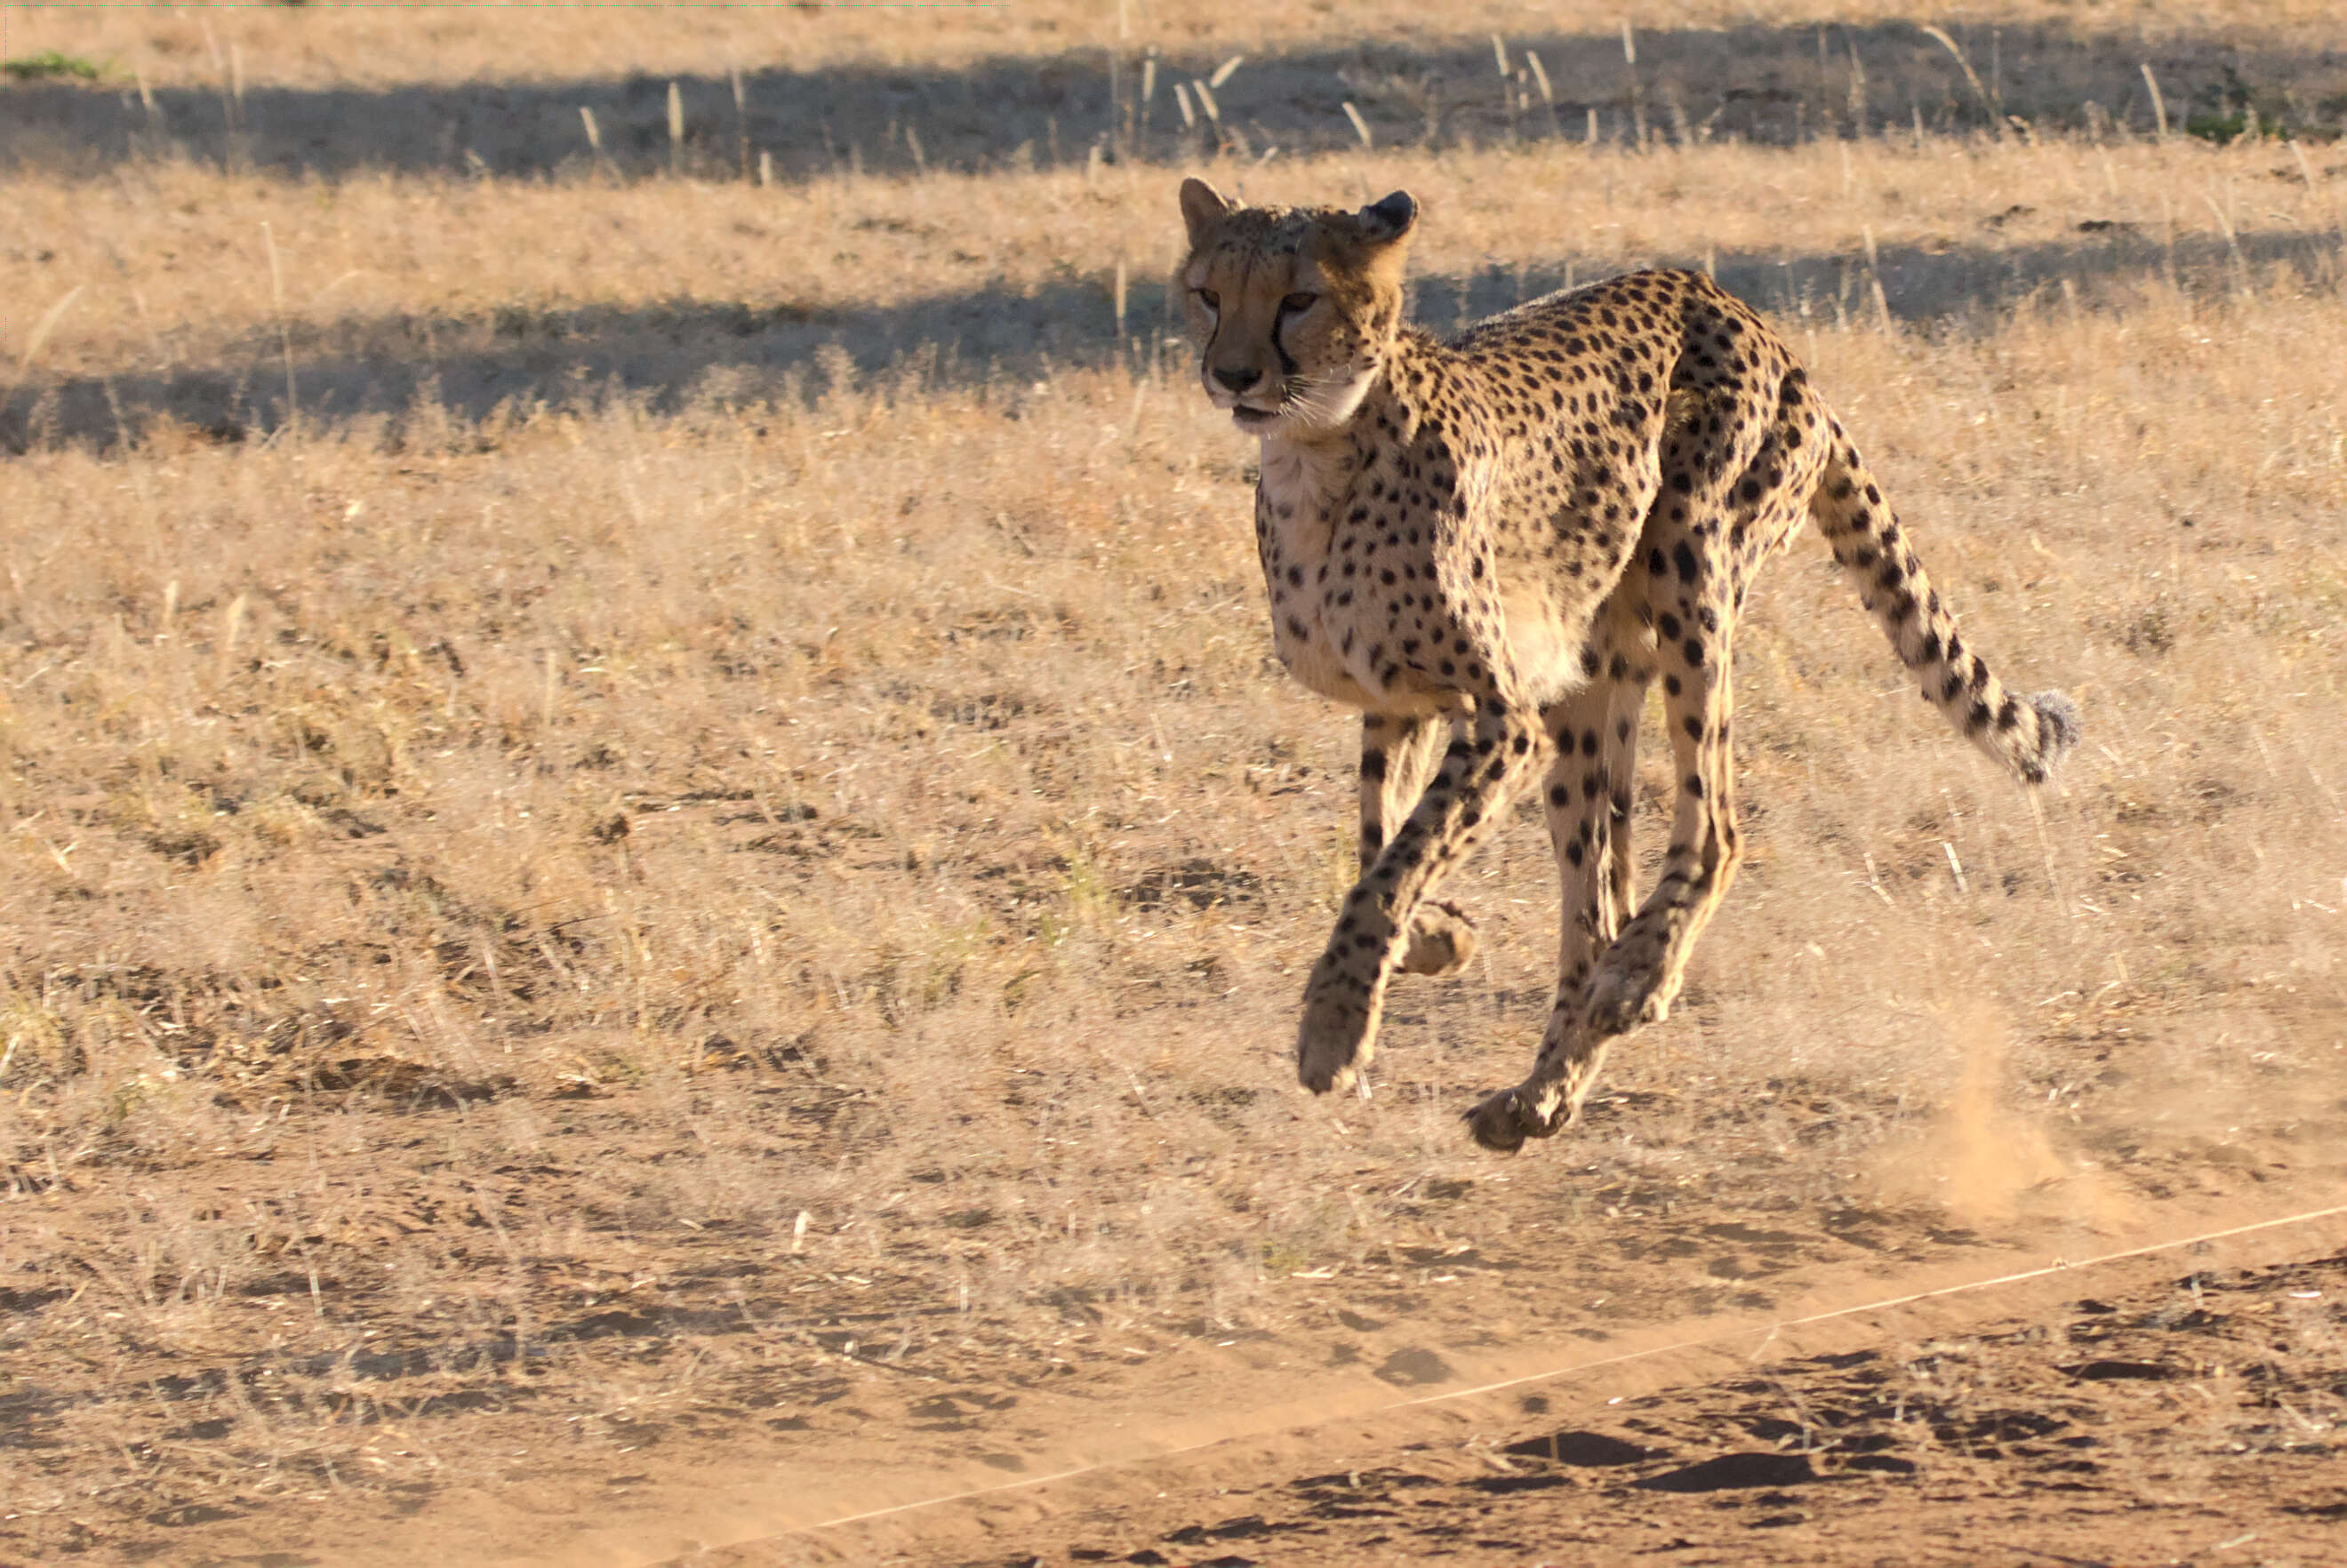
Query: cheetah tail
[{"left": 1808, "top": 428, "right": 2079, "bottom": 785}]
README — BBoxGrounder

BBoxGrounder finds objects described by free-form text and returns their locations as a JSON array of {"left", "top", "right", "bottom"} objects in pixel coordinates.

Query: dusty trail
[
  {"left": 188, "top": 1179, "right": 2337, "bottom": 1568},
  {"left": 685, "top": 1191, "right": 2347, "bottom": 1567}
]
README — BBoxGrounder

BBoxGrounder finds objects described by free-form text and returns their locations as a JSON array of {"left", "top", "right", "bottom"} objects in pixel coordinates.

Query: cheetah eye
[
  {"left": 1280, "top": 292, "right": 1318, "bottom": 313},
  {"left": 1195, "top": 287, "right": 1221, "bottom": 311}
]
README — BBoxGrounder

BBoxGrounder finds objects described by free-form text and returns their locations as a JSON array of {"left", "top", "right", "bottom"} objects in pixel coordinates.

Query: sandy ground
[
  {"left": 38, "top": 1177, "right": 2343, "bottom": 1567},
  {"left": 716, "top": 1204, "right": 2347, "bottom": 1568}
]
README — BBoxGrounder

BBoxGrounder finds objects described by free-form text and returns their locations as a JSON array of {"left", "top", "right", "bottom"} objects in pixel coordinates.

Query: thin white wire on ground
[{"left": 777, "top": 1200, "right": 2347, "bottom": 1545}]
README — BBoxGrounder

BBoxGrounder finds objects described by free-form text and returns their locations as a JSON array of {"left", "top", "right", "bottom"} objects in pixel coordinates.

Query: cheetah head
[{"left": 1176, "top": 179, "right": 1417, "bottom": 438}]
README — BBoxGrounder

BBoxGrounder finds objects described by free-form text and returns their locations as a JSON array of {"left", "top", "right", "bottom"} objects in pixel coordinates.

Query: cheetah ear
[
  {"left": 1179, "top": 178, "right": 1238, "bottom": 249},
  {"left": 1353, "top": 189, "right": 1418, "bottom": 246}
]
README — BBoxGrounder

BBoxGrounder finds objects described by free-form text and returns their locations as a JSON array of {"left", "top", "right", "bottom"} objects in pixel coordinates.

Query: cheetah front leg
[
  {"left": 1359, "top": 713, "right": 1480, "bottom": 977},
  {"left": 1298, "top": 699, "right": 1545, "bottom": 1095}
]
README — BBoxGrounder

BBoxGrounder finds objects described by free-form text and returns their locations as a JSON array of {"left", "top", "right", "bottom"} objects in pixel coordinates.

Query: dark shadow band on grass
[
  {"left": 5, "top": 223, "right": 2339, "bottom": 454},
  {"left": 3, "top": 20, "right": 2340, "bottom": 183}
]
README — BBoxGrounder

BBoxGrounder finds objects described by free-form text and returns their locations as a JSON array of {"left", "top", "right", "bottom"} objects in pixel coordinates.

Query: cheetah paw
[
  {"left": 1398, "top": 900, "right": 1478, "bottom": 977},
  {"left": 1462, "top": 1086, "right": 1570, "bottom": 1154}
]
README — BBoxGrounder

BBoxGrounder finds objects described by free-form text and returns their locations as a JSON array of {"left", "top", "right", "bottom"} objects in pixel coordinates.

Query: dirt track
[
  {"left": 116, "top": 1189, "right": 2343, "bottom": 1567},
  {"left": 689, "top": 1202, "right": 2347, "bottom": 1568}
]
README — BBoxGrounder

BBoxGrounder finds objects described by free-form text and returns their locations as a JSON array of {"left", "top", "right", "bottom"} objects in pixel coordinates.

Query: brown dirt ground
[
  {"left": 714, "top": 1209, "right": 2347, "bottom": 1568},
  {"left": 26, "top": 1181, "right": 2344, "bottom": 1567}
]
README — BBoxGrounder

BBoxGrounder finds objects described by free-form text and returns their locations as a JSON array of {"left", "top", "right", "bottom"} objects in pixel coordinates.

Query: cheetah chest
[{"left": 1253, "top": 442, "right": 1450, "bottom": 716}]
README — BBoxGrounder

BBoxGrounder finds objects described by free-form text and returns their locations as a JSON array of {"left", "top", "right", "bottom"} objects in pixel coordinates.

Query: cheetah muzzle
[{"left": 1176, "top": 178, "right": 2079, "bottom": 1151}]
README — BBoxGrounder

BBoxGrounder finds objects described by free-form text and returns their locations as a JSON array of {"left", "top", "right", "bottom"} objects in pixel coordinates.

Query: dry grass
[
  {"left": 3, "top": 7, "right": 2347, "bottom": 1560},
  {"left": 15, "top": 0, "right": 2347, "bottom": 92},
  {"left": 7, "top": 133, "right": 2343, "bottom": 451},
  {"left": 8, "top": 3, "right": 2346, "bottom": 187}
]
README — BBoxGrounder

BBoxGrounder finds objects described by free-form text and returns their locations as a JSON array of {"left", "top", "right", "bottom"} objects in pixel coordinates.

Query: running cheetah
[{"left": 1176, "top": 180, "right": 2079, "bottom": 1152}]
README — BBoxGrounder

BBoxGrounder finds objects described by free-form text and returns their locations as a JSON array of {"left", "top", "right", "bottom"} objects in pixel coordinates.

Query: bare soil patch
[{"left": 733, "top": 1215, "right": 2347, "bottom": 1568}]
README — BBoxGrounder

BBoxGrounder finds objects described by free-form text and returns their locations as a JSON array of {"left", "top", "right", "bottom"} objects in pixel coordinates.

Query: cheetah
[{"left": 1175, "top": 180, "right": 2079, "bottom": 1153}]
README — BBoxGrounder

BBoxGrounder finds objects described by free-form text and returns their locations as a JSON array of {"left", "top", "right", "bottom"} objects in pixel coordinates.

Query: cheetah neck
[
  {"left": 1253, "top": 347, "right": 1424, "bottom": 528},
  {"left": 1254, "top": 428, "right": 1355, "bottom": 541}
]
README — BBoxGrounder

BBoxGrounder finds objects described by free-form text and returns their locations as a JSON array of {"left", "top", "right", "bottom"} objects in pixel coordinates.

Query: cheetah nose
[{"left": 1212, "top": 365, "right": 1262, "bottom": 393}]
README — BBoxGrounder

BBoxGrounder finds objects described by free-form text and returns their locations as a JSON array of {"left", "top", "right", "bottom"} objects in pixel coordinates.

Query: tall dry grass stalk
[
  {"left": 667, "top": 79, "right": 684, "bottom": 177},
  {"left": 2141, "top": 61, "right": 2171, "bottom": 140},
  {"left": 260, "top": 220, "right": 296, "bottom": 440},
  {"left": 4, "top": 284, "right": 82, "bottom": 408}
]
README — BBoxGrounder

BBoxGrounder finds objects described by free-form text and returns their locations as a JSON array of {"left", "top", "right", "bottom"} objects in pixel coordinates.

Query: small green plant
[
  {"left": 3, "top": 50, "right": 106, "bottom": 83},
  {"left": 2183, "top": 108, "right": 2292, "bottom": 143},
  {"left": 1260, "top": 1238, "right": 1313, "bottom": 1275},
  {"left": 2185, "top": 66, "right": 2297, "bottom": 142}
]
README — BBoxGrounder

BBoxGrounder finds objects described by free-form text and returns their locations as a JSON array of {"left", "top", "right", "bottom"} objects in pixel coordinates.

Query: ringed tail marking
[{"left": 1808, "top": 425, "right": 2079, "bottom": 785}]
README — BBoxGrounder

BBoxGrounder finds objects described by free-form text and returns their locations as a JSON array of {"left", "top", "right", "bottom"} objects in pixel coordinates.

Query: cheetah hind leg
[
  {"left": 1398, "top": 900, "right": 1478, "bottom": 976},
  {"left": 1462, "top": 609, "right": 1652, "bottom": 1155}
]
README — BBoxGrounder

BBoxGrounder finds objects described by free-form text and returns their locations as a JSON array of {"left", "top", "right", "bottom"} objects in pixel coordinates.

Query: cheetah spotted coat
[{"left": 1176, "top": 180, "right": 2079, "bottom": 1151}]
